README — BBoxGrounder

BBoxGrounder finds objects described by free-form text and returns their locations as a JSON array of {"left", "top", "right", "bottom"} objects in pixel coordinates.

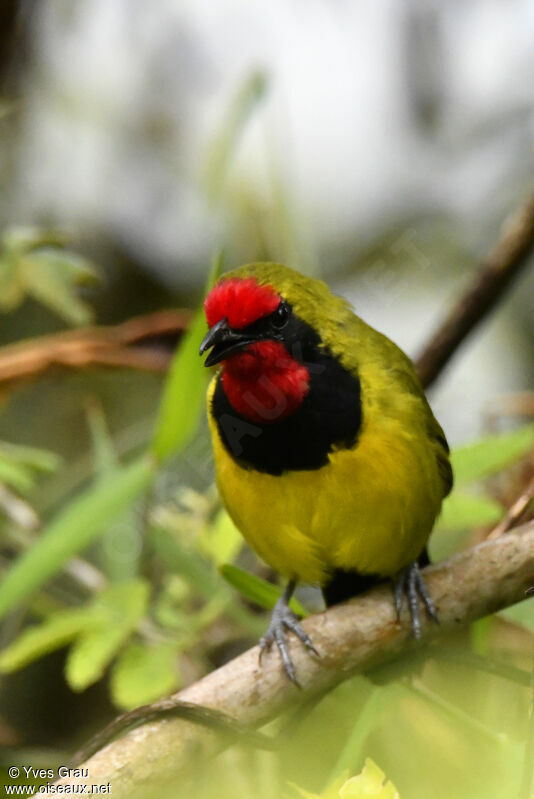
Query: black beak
[{"left": 199, "top": 317, "right": 256, "bottom": 367}]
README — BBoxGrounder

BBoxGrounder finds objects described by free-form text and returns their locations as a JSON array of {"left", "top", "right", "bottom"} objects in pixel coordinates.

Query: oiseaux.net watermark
[{"left": 5, "top": 765, "right": 111, "bottom": 795}]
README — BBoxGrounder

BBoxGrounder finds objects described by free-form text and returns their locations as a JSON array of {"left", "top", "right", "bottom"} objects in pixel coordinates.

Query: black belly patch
[
  {"left": 211, "top": 340, "right": 362, "bottom": 475},
  {"left": 322, "top": 569, "right": 384, "bottom": 606},
  {"left": 322, "top": 549, "right": 431, "bottom": 606}
]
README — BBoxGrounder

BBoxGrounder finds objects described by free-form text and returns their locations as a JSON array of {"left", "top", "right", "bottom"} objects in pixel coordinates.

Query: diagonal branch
[
  {"left": 415, "top": 190, "right": 534, "bottom": 388},
  {"left": 487, "top": 475, "right": 534, "bottom": 540},
  {"left": 38, "top": 520, "right": 534, "bottom": 798}
]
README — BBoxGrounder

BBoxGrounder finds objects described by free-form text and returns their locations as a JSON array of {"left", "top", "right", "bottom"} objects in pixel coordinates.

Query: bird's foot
[
  {"left": 393, "top": 561, "right": 439, "bottom": 639},
  {"left": 259, "top": 585, "right": 319, "bottom": 686}
]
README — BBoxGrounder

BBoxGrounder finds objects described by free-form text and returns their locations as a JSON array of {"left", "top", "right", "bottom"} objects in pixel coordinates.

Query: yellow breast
[{"left": 208, "top": 376, "right": 444, "bottom": 586}]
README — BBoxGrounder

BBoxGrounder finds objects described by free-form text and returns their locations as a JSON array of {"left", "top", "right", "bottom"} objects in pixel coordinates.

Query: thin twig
[
  {"left": 415, "top": 191, "right": 534, "bottom": 388},
  {"left": 36, "top": 520, "right": 534, "bottom": 798},
  {"left": 487, "top": 475, "right": 534, "bottom": 540},
  {"left": 0, "top": 309, "right": 191, "bottom": 387},
  {"left": 72, "top": 698, "right": 278, "bottom": 765}
]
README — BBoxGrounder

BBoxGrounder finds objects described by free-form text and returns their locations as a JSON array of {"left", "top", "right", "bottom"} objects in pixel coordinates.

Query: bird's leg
[
  {"left": 393, "top": 561, "right": 439, "bottom": 639},
  {"left": 258, "top": 579, "right": 319, "bottom": 686}
]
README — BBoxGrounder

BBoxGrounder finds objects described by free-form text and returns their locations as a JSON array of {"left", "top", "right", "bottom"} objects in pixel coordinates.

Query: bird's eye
[{"left": 271, "top": 301, "right": 290, "bottom": 329}]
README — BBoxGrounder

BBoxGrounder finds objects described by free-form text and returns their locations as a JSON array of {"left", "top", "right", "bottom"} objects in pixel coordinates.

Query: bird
[{"left": 199, "top": 262, "right": 453, "bottom": 684}]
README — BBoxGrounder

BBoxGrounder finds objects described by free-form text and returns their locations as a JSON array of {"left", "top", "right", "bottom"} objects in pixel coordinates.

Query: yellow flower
[
  {"left": 289, "top": 758, "right": 399, "bottom": 799},
  {"left": 339, "top": 759, "right": 399, "bottom": 799}
]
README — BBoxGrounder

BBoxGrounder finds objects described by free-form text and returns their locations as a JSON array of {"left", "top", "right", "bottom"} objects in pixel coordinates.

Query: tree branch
[
  {"left": 38, "top": 520, "right": 534, "bottom": 798},
  {"left": 0, "top": 309, "right": 189, "bottom": 387},
  {"left": 415, "top": 190, "right": 534, "bottom": 388},
  {"left": 487, "top": 475, "right": 534, "bottom": 540}
]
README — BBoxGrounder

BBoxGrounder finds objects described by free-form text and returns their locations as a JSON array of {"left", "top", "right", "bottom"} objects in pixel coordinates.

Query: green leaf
[
  {"left": 20, "top": 249, "right": 100, "bottom": 326},
  {"left": 200, "top": 509, "right": 243, "bottom": 566},
  {"left": 0, "top": 456, "right": 154, "bottom": 621},
  {"left": 110, "top": 642, "right": 180, "bottom": 709},
  {"left": 0, "top": 442, "right": 61, "bottom": 473},
  {"left": 220, "top": 564, "right": 307, "bottom": 616},
  {"left": 0, "top": 443, "right": 61, "bottom": 494},
  {"left": 65, "top": 580, "right": 150, "bottom": 691},
  {"left": 451, "top": 424, "right": 534, "bottom": 486},
  {"left": 0, "top": 580, "right": 150, "bottom": 685},
  {"left": 0, "top": 226, "right": 99, "bottom": 320},
  {"left": 1, "top": 225, "right": 69, "bottom": 254},
  {"left": 151, "top": 253, "right": 222, "bottom": 461},
  {"left": 85, "top": 403, "right": 140, "bottom": 581},
  {"left": 0, "top": 608, "right": 100, "bottom": 673},
  {"left": 86, "top": 400, "right": 119, "bottom": 477},
  {"left": 437, "top": 492, "right": 503, "bottom": 532},
  {"left": 153, "top": 575, "right": 191, "bottom": 631},
  {"left": 0, "top": 455, "right": 35, "bottom": 494},
  {"left": 67, "top": 627, "right": 131, "bottom": 690},
  {"left": 0, "top": 254, "right": 23, "bottom": 310}
]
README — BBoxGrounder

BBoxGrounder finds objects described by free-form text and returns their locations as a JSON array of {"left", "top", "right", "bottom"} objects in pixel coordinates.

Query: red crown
[{"left": 204, "top": 277, "right": 280, "bottom": 329}]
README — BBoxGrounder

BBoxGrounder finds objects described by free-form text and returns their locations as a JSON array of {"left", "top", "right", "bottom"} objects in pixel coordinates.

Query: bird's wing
[
  {"left": 425, "top": 411, "right": 453, "bottom": 498},
  {"left": 366, "top": 330, "right": 454, "bottom": 501}
]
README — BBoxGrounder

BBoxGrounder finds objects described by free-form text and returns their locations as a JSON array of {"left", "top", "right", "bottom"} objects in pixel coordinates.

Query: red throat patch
[
  {"left": 221, "top": 341, "right": 310, "bottom": 423},
  {"left": 205, "top": 276, "right": 308, "bottom": 422},
  {"left": 204, "top": 277, "right": 280, "bottom": 329}
]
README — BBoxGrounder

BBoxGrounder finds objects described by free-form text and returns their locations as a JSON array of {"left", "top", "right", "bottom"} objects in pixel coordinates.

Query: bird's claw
[
  {"left": 259, "top": 597, "right": 319, "bottom": 686},
  {"left": 393, "top": 561, "right": 438, "bottom": 639}
]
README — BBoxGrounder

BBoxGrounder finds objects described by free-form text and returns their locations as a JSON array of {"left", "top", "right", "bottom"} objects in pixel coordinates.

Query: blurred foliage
[
  {"left": 0, "top": 226, "right": 100, "bottom": 325},
  {"left": 429, "top": 423, "right": 534, "bottom": 561},
  {"left": 0, "top": 440, "right": 61, "bottom": 496},
  {"left": 1, "top": 249, "right": 534, "bottom": 799}
]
